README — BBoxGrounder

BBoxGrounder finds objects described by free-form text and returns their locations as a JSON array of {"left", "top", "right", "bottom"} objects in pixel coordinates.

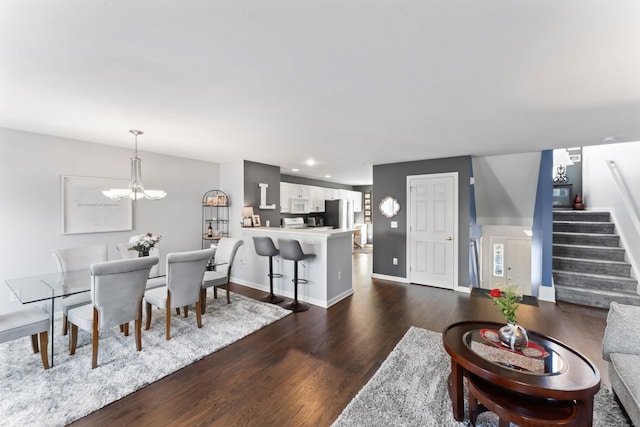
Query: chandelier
[{"left": 102, "top": 130, "right": 167, "bottom": 201}]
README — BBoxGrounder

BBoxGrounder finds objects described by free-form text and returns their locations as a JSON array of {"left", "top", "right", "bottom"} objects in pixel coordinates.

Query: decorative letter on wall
[{"left": 259, "top": 183, "right": 276, "bottom": 209}]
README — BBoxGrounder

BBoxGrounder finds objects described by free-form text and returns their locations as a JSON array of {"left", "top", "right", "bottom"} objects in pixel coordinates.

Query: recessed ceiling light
[
  {"left": 306, "top": 159, "right": 315, "bottom": 166},
  {"left": 601, "top": 136, "right": 619, "bottom": 143},
  {"left": 324, "top": 175, "right": 331, "bottom": 178},
  {"left": 291, "top": 168, "right": 299, "bottom": 172}
]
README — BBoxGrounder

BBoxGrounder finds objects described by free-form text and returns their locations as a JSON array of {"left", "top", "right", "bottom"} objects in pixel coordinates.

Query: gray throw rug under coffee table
[{"left": 332, "top": 326, "right": 630, "bottom": 427}]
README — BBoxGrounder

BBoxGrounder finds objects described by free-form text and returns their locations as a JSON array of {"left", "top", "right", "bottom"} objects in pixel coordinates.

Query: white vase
[{"left": 498, "top": 322, "right": 529, "bottom": 351}]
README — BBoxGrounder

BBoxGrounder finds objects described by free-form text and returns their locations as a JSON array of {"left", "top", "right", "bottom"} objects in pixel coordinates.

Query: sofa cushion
[
  {"left": 609, "top": 353, "right": 640, "bottom": 427},
  {"left": 602, "top": 302, "right": 640, "bottom": 361}
]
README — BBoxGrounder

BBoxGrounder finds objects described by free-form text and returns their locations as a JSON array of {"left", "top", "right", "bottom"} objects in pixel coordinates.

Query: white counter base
[{"left": 233, "top": 227, "right": 355, "bottom": 308}]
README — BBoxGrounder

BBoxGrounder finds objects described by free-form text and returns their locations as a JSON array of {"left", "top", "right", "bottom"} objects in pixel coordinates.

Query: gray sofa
[{"left": 602, "top": 301, "right": 640, "bottom": 426}]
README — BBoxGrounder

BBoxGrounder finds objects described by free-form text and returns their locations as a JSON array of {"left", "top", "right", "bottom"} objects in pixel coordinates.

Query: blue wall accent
[
  {"left": 469, "top": 158, "right": 482, "bottom": 287},
  {"left": 532, "top": 150, "right": 553, "bottom": 291}
]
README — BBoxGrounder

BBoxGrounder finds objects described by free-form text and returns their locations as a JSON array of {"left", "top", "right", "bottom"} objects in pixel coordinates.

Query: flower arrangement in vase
[
  {"left": 489, "top": 285, "right": 529, "bottom": 351},
  {"left": 129, "top": 232, "right": 161, "bottom": 257}
]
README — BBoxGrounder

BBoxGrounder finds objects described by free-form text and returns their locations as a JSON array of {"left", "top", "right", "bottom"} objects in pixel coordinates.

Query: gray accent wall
[
  {"left": 244, "top": 160, "right": 281, "bottom": 227},
  {"left": 372, "top": 156, "right": 471, "bottom": 286}
]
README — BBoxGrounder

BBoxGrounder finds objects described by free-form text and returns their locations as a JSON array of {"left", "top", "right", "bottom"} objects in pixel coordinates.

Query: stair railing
[{"left": 606, "top": 160, "right": 640, "bottom": 238}]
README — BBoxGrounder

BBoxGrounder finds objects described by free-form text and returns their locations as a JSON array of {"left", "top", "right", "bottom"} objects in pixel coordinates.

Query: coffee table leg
[
  {"left": 449, "top": 359, "right": 465, "bottom": 421},
  {"left": 577, "top": 396, "right": 595, "bottom": 427}
]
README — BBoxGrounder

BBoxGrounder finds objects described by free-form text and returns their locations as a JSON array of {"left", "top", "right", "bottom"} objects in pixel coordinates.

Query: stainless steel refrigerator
[{"left": 324, "top": 199, "right": 354, "bottom": 229}]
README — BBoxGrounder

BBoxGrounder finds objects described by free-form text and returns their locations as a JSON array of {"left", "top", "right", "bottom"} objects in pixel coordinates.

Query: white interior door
[
  {"left": 486, "top": 236, "right": 532, "bottom": 295},
  {"left": 408, "top": 174, "right": 458, "bottom": 289},
  {"left": 505, "top": 239, "right": 532, "bottom": 294}
]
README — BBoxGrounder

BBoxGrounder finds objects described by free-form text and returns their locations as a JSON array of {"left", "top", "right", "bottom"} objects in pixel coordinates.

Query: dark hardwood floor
[{"left": 72, "top": 251, "right": 609, "bottom": 426}]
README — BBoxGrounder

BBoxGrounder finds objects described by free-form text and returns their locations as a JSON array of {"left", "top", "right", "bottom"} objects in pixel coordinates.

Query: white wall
[
  {"left": 218, "top": 160, "right": 250, "bottom": 273},
  {"left": 583, "top": 141, "right": 640, "bottom": 281},
  {"left": 0, "top": 127, "right": 220, "bottom": 310},
  {"left": 473, "top": 152, "right": 541, "bottom": 226}
]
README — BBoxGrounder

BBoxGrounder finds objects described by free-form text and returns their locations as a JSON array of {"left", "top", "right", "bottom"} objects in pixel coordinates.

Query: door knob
[{"left": 446, "top": 236, "right": 453, "bottom": 241}]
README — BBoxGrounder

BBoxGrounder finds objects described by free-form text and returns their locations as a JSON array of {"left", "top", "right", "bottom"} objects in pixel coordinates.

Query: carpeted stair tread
[
  {"left": 553, "top": 221, "right": 615, "bottom": 225},
  {"left": 552, "top": 270, "right": 638, "bottom": 285},
  {"left": 554, "top": 284, "right": 640, "bottom": 308},
  {"left": 553, "top": 232, "right": 620, "bottom": 247},
  {"left": 552, "top": 243, "right": 626, "bottom": 261},
  {"left": 553, "top": 256, "right": 631, "bottom": 267},
  {"left": 553, "top": 222, "right": 615, "bottom": 234},
  {"left": 552, "top": 270, "right": 638, "bottom": 292},
  {"left": 553, "top": 256, "right": 631, "bottom": 277},
  {"left": 552, "top": 211, "right": 611, "bottom": 222}
]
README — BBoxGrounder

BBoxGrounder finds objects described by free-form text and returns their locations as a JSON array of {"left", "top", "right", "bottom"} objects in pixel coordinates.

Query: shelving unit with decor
[{"left": 202, "top": 190, "right": 229, "bottom": 249}]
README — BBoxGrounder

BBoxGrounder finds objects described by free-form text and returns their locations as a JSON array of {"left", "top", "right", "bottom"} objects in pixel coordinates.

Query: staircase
[{"left": 552, "top": 210, "right": 640, "bottom": 308}]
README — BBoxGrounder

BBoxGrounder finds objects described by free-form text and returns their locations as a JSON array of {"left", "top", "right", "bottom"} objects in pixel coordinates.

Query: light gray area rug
[
  {"left": 0, "top": 292, "right": 290, "bottom": 426},
  {"left": 333, "top": 326, "right": 630, "bottom": 427}
]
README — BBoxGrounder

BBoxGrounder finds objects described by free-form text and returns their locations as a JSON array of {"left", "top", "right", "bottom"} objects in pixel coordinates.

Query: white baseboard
[
  {"left": 229, "top": 276, "right": 351, "bottom": 309},
  {"left": 538, "top": 285, "right": 556, "bottom": 302},
  {"left": 370, "top": 273, "right": 409, "bottom": 283}
]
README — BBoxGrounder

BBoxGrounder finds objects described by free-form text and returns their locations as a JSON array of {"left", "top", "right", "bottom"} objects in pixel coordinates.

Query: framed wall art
[
  {"left": 61, "top": 176, "right": 133, "bottom": 234},
  {"left": 552, "top": 184, "right": 573, "bottom": 208}
]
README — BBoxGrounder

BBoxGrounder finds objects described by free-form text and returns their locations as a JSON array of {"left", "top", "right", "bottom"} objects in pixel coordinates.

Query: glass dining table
[{"left": 5, "top": 270, "right": 165, "bottom": 366}]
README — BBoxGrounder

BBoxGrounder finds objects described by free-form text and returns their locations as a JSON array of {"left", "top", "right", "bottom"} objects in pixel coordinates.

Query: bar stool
[
  {"left": 278, "top": 238, "right": 315, "bottom": 312},
  {"left": 252, "top": 236, "right": 285, "bottom": 304}
]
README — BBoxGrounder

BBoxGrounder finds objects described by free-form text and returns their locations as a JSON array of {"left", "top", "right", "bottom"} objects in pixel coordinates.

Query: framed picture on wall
[
  {"left": 552, "top": 184, "right": 573, "bottom": 208},
  {"left": 62, "top": 175, "right": 133, "bottom": 234},
  {"left": 216, "top": 194, "right": 227, "bottom": 206}
]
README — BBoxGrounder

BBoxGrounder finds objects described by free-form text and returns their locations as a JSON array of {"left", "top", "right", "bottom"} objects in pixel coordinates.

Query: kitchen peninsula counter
[{"left": 233, "top": 227, "right": 355, "bottom": 308}]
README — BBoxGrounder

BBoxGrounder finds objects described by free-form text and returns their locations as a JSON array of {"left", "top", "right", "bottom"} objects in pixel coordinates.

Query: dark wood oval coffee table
[{"left": 442, "top": 321, "right": 601, "bottom": 426}]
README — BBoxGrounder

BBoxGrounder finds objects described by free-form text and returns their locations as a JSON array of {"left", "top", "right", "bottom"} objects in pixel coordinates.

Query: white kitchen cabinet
[
  {"left": 309, "top": 186, "right": 325, "bottom": 212},
  {"left": 280, "top": 182, "right": 291, "bottom": 213},
  {"left": 324, "top": 188, "right": 339, "bottom": 200},
  {"left": 289, "top": 184, "right": 309, "bottom": 199},
  {"left": 351, "top": 190, "right": 363, "bottom": 212},
  {"left": 280, "top": 183, "right": 361, "bottom": 214}
]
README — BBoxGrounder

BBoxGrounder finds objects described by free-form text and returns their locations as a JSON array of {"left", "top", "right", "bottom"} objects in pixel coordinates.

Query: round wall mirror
[{"left": 379, "top": 196, "right": 400, "bottom": 218}]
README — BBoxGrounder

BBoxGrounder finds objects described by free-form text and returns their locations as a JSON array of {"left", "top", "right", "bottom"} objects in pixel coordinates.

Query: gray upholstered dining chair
[
  {"left": 200, "top": 238, "right": 244, "bottom": 312},
  {"left": 116, "top": 242, "right": 160, "bottom": 277},
  {"left": 144, "top": 248, "right": 215, "bottom": 340},
  {"left": 51, "top": 244, "right": 108, "bottom": 336},
  {"left": 0, "top": 306, "right": 51, "bottom": 369},
  {"left": 67, "top": 256, "right": 159, "bottom": 369}
]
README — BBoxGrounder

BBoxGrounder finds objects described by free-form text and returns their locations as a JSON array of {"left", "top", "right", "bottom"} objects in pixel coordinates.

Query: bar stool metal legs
[
  {"left": 264, "top": 254, "right": 284, "bottom": 304},
  {"left": 252, "top": 236, "right": 284, "bottom": 304},
  {"left": 278, "top": 238, "right": 315, "bottom": 313},
  {"left": 287, "top": 259, "right": 309, "bottom": 312}
]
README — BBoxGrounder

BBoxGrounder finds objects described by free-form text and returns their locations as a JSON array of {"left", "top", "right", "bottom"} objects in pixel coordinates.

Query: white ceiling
[{"left": 1, "top": 1, "right": 639, "bottom": 185}]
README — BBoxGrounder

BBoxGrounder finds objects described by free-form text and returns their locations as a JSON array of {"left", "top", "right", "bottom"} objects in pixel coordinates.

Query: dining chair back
[
  {"left": 67, "top": 256, "right": 159, "bottom": 368},
  {"left": 116, "top": 242, "right": 160, "bottom": 276},
  {"left": 52, "top": 244, "right": 108, "bottom": 271},
  {"left": 51, "top": 244, "right": 108, "bottom": 336},
  {"left": 201, "top": 238, "right": 244, "bottom": 310},
  {"left": 144, "top": 248, "right": 215, "bottom": 340}
]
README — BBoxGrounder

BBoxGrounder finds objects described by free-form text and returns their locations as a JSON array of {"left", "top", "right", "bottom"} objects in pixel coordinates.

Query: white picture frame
[{"left": 61, "top": 175, "right": 133, "bottom": 234}]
